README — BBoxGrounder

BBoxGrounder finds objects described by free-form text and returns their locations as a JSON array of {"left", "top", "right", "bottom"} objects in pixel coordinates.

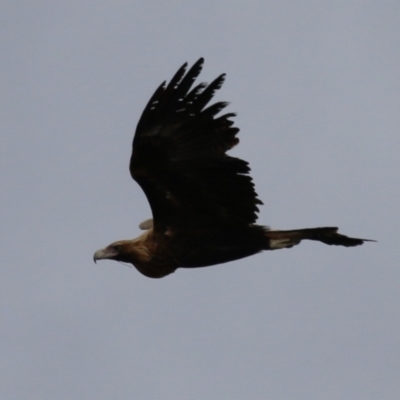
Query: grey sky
[{"left": 1, "top": 1, "right": 399, "bottom": 399}]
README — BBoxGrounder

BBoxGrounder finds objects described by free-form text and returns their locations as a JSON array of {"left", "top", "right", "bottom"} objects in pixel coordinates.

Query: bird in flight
[{"left": 93, "top": 58, "right": 373, "bottom": 278}]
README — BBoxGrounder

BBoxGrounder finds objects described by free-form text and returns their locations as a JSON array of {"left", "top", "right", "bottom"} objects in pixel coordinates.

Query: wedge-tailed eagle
[{"left": 93, "top": 58, "right": 373, "bottom": 278}]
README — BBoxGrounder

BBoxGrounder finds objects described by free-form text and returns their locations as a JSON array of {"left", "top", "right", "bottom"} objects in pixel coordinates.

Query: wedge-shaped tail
[{"left": 264, "top": 227, "right": 375, "bottom": 250}]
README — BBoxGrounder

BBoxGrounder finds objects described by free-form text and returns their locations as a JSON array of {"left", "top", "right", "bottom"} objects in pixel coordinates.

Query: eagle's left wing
[{"left": 129, "top": 59, "right": 262, "bottom": 232}]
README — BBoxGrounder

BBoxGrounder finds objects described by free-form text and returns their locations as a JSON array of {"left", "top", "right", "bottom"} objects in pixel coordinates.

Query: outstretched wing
[{"left": 130, "top": 58, "right": 262, "bottom": 232}]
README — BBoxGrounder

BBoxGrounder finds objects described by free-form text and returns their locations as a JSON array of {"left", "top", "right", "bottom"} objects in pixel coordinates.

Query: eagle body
[
  {"left": 93, "top": 58, "right": 373, "bottom": 278},
  {"left": 94, "top": 225, "right": 268, "bottom": 278}
]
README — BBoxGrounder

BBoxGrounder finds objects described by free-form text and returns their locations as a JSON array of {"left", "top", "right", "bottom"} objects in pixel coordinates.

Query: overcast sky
[{"left": 1, "top": 1, "right": 399, "bottom": 399}]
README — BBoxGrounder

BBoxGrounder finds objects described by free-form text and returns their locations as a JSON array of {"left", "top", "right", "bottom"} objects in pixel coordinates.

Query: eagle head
[{"left": 93, "top": 240, "right": 134, "bottom": 264}]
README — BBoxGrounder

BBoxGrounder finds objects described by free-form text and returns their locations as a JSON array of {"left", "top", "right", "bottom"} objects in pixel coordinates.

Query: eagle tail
[{"left": 263, "top": 227, "right": 375, "bottom": 249}]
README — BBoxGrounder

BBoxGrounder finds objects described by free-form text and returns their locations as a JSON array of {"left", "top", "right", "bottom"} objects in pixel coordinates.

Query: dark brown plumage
[{"left": 93, "top": 58, "right": 374, "bottom": 278}]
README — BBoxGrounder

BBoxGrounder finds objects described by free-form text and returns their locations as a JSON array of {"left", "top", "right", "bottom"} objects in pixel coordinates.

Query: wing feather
[{"left": 130, "top": 59, "right": 262, "bottom": 231}]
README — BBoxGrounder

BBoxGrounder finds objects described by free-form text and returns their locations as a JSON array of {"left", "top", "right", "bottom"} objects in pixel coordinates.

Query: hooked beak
[{"left": 93, "top": 246, "right": 117, "bottom": 264}]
